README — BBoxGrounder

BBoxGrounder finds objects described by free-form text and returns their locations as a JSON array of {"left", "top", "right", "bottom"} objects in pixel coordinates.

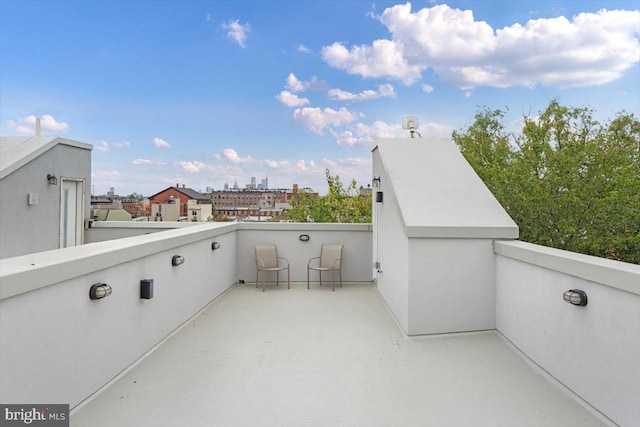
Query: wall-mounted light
[
  {"left": 47, "top": 174, "right": 58, "bottom": 185},
  {"left": 372, "top": 177, "right": 381, "bottom": 188},
  {"left": 140, "top": 279, "right": 153, "bottom": 299},
  {"left": 563, "top": 289, "right": 588, "bottom": 306},
  {"left": 89, "top": 283, "right": 112, "bottom": 300},
  {"left": 172, "top": 255, "right": 185, "bottom": 266},
  {"left": 211, "top": 241, "right": 221, "bottom": 250},
  {"left": 299, "top": 234, "right": 310, "bottom": 242}
]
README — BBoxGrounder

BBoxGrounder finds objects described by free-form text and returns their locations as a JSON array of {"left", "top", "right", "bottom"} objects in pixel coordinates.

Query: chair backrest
[
  {"left": 320, "top": 244, "right": 343, "bottom": 269},
  {"left": 255, "top": 245, "right": 278, "bottom": 269}
]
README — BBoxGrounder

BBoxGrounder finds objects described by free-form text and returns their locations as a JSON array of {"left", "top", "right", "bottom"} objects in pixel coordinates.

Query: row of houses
[{"left": 91, "top": 183, "right": 312, "bottom": 222}]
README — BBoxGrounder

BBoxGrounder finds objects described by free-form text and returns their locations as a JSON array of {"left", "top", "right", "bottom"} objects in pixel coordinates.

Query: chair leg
[
  {"left": 339, "top": 268, "right": 342, "bottom": 288},
  {"left": 331, "top": 269, "right": 335, "bottom": 292},
  {"left": 307, "top": 268, "right": 310, "bottom": 290},
  {"left": 287, "top": 267, "right": 290, "bottom": 289},
  {"left": 276, "top": 270, "right": 279, "bottom": 287},
  {"left": 256, "top": 270, "right": 258, "bottom": 288},
  {"left": 319, "top": 271, "right": 322, "bottom": 287},
  {"left": 262, "top": 271, "right": 266, "bottom": 292}
]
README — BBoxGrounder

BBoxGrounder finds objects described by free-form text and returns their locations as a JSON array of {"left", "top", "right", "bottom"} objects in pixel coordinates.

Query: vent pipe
[{"left": 35, "top": 117, "right": 41, "bottom": 137}]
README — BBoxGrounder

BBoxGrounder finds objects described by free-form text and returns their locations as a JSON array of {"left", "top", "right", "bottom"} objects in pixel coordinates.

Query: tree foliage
[
  {"left": 286, "top": 169, "right": 372, "bottom": 223},
  {"left": 453, "top": 100, "right": 640, "bottom": 264}
]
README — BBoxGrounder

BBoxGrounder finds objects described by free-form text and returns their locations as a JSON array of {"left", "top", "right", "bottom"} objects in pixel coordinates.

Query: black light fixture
[
  {"left": 140, "top": 279, "right": 154, "bottom": 299},
  {"left": 563, "top": 289, "right": 588, "bottom": 306},
  {"left": 172, "top": 255, "right": 185, "bottom": 266},
  {"left": 372, "top": 177, "right": 381, "bottom": 188},
  {"left": 299, "top": 234, "right": 310, "bottom": 242},
  {"left": 89, "top": 283, "right": 112, "bottom": 300},
  {"left": 46, "top": 174, "right": 58, "bottom": 185},
  {"left": 211, "top": 241, "right": 221, "bottom": 250}
]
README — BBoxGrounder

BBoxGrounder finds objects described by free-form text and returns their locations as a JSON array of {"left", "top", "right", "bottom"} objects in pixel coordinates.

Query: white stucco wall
[
  {"left": 0, "top": 225, "right": 236, "bottom": 408},
  {"left": 372, "top": 139, "right": 517, "bottom": 336},
  {"left": 0, "top": 222, "right": 374, "bottom": 409},
  {"left": 0, "top": 143, "right": 91, "bottom": 259},
  {"left": 372, "top": 148, "right": 409, "bottom": 332},
  {"left": 495, "top": 241, "right": 640, "bottom": 427},
  {"left": 408, "top": 239, "right": 496, "bottom": 335},
  {"left": 236, "top": 223, "right": 372, "bottom": 284}
]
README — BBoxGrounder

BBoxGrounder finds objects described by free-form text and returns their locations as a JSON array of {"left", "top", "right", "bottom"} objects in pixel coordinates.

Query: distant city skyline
[{"left": 1, "top": 0, "right": 638, "bottom": 195}]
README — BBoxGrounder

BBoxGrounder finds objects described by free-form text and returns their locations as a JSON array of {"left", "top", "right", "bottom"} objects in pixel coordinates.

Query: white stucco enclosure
[{"left": 372, "top": 138, "right": 518, "bottom": 335}]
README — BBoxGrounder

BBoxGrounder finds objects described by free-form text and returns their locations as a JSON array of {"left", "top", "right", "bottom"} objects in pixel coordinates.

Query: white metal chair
[
  {"left": 307, "top": 244, "right": 343, "bottom": 291},
  {"left": 255, "top": 245, "right": 290, "bottom": 292}
]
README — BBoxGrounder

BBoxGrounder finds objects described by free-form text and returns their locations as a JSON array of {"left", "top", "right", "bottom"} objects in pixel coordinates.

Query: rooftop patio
[
  {"left": 70, "top": 283, "right": 606, "bottom": 427},
  {"left": 1, "top": 139, "right": 638, "bottom": 427}
]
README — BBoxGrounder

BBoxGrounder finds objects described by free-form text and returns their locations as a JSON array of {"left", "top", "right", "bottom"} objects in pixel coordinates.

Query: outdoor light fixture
[
  {"left": 372, "top": 177, "right": 381, "bottom": 187},
  {"left": 211, "top": 241, "right": 221, "bottom": 250},
  {"left": 172, "top": 255, "right": 185, "bottom": 266},
  {"left": 563, "top": 289, "right": 588, "bottom": 306},
  {"left": 89, "top": 283, "right": 112, "bottom": 300},
  {"left": 46, "top": 174, "right": 58, "bottom": 185},
  {"left": 299, "top": 234, "right": 310, "bottom": 242},
  {"left": 140, "top": 279, "right": 154, "bottom": 299}
]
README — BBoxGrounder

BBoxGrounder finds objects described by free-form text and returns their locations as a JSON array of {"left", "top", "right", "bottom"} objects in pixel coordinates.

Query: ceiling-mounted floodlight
[{"left": 402, "top": 116, "right": 421, "bottom": 138}]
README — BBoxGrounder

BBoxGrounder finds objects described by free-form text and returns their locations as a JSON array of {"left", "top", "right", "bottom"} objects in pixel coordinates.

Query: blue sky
[{"left": 1, "top": 0, "right": 639, "bottom": 195}]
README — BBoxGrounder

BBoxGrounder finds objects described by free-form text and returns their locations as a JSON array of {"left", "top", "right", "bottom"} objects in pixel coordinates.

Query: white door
[{"left": 60, "top": 179, "right": 84, "bottom": 248}]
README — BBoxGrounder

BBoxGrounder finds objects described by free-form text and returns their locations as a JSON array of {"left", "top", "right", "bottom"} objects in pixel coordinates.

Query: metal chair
[
  {"left": 307, "top": 244, "right": 343, "bottom": 291},
  {"left": 254, "top": 245, "right": 290, "bottom": 292}
]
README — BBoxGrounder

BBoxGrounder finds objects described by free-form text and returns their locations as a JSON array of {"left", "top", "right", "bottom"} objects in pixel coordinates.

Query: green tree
[
  {"left": 286, "top": 169, "right": 372, "bottom": 223},
  {"left": 453, "top": 100, "right": 640, "bottom": 264}
]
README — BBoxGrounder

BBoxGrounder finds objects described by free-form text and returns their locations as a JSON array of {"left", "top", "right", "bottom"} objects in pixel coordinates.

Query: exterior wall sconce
[
  {"left": 563, "top": 289, "right": 588, "bottom": 306},
  {"left": 372, "top": 177, "right": 381, "bottom": 188},
  {"left": 47, "top": 174, "right": 58, "bottom": 185},
  {"left": 140, "top": 279, "right": 154, "bottom": 299},
  {"left": 299, "top": 234, "right": 310, "bottom": 242},
  {"left": 89, "top": 283, "right": 112, "bottom": 300},
  {"left": 211, "top": 241, "right": 221, "bottom": 250},
  {"left": 172, "top": 255, "right": 185, "bottom": 266}
]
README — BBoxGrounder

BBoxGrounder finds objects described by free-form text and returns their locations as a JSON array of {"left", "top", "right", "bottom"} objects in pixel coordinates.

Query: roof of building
[
  {"left": 0, "top": 136, "right": 93, "bottom": 180},
  {"left": 373, "top": 138, "right": 519, "bottom": 239},
  {"left": 148, "top": 186, "right": 209, "bottom": 201}
]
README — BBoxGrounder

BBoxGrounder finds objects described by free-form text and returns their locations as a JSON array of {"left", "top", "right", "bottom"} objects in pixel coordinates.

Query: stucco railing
[
  {"left": 0, "top": 222, "right": 372, "bottom": 409},
  {"left": 495, "top": 240, "right": 640, "bottom": 427}
]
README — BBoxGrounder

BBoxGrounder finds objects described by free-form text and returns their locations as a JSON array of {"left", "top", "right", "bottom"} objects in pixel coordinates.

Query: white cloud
[
  {"left": 132, "top": 158, "right": 165, "bottom": 165},
  {"left": 328, "top": 83, "right": 396, "bottom": 102},
  {"left": 94, "top": 140, "right": 110, "bottom": 152},
  {"left": 322, "top": 4, "right": 640, "bottom": 88},
  {"left": 292, "top": 106, "right": 360, "bottom": 134},
  {"left": 153, "top": 137, "right": 171, "bottom": 148},
  {"left": 265, "top": 159, "right": 279, "bottom": 168},
  {"left": 464, "top": 91, "right": 472, "bottom": 98},
  {"left": 112, "top": 141, "right": 130, "bottom": 149},
  {"left": 422, "top": 83, "right": 434, "bottom": 93},
  {"left": 222, "top": 19, "right": 250, "bottom": 48},
  {"left": 5, "top": 114, "right": 69, "bottom": 136},
  {"left": 285, "top": 73, "right": 325, "bottom": 92},
  {"left": 132, "top": 159, "right": 153, "bottom": 165},
  {"left": 297, "top": 44, "right": 310, "bottom": 53},
  {"left": 276, "top": 90, "right": 310, "bottom": 107},
  {"left": 222, "top": 148, "right": 253, "bottom": 164},
  {"left": 178, "top": 160, "right": 206, "bottom": 173},
  {"left": 322, "top": 39, "right": 423, "bottom": 85}
]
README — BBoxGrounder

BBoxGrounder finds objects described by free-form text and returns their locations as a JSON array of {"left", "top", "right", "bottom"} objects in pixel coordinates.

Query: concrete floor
[{"left": 71, "top": 283, "right": 607, "bottom": 427}]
